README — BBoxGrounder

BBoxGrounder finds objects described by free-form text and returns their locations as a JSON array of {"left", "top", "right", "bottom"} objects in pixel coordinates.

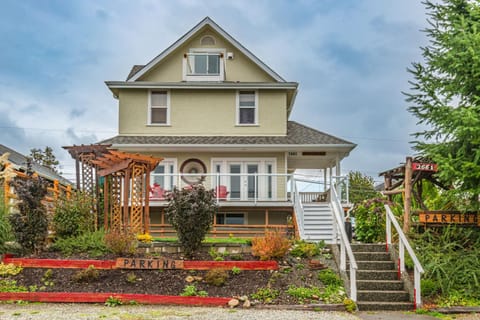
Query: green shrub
[
  {"left": 0, "top": 279, "right": 30, "bottom": 292},
  {"left": 421, "top": 279, "right": 439, "bottom": 298},
  {"left": 104, "top": 229, "right": 136, "bottom": 255},
  {"left": 9, "top": 176, "right": 48, "bottom": 253},
  {"left": 51, "top": 230, "right": 109, "bottom": 257},
  {"left": 290, "top": 240, "right": 324, "bottom": 258},
  {"left": 0, "top": 188, "right": 13, "bottom": 253},
  {"left": 351, "top": 198, "right": 401, "bottom": 243},
  {"left": 180, "top": 284, "right": 208, "bottom": 297},
  {"left": 165, "top": 185, "right": 217, "bottom": 258},
  {"left": 286, "top": 285, "right": 322, "bottom": 303},
  {"left": 72, "top": 265, "right": 99, "bottom": 282},
  {"left": 318, "top": 269, "right": 342, "bottom": 287},
  {"left": 105, "top": 296, "right": 123, "bottom": 307},
  {"left": 205, "top": 268, "right": 228, "bottom": 286},
  {"left": 250, "top": 287, "right": 280, "bottom": 303},
  {"left": 53, "top": 192, "right": 94, "bottom": 238}
]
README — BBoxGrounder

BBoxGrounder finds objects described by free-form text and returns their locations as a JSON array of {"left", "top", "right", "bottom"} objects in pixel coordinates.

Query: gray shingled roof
[
  {"left": 127, "top": 65, "right": 145, "bottom": 81},
  {"left": 100, "top": 121, "right": 355, "bottom": 147},
  {"left": 0, "top": 144, "right": 73, "bottom": 186}
]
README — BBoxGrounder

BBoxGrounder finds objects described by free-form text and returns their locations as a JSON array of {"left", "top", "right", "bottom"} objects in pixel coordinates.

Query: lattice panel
[
  {"left": 79, "top": 153, "right": 95, "bottom": 194},
  {"left": 130, "top": 164, "right": 146, "bottom": 233},
  {"left": 110, "top": 174, "right": 123, "bottom": 231}
]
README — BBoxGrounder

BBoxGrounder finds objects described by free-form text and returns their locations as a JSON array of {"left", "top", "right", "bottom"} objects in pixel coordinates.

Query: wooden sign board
[
  {"left": 412, "top": 162, "right": 438, "bottom": 172},
  {"left": 116, "top": 258, "right": 184, "bottom": 270},
  {"left": 418, "top": 211, "right": 479, "bottom": 226}
]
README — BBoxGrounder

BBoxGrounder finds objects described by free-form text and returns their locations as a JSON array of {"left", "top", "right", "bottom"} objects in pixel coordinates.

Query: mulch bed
[{"left": 1, "top": 251, "right": 334, "bottom": 305}]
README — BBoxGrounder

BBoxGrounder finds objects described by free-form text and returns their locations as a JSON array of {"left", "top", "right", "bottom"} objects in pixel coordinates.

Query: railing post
[
  {"left": 254, "top": 172, "right": 257, "bottom": 204},
  {"left": 350, "top": 265, "right": 357, "bottom": 301},
  {"left": 386, "top": 214, "right": 391, "bottom": 252},
  {"left": 399, "top": 241, "right": 405, "bottom": 273},
  {"left": 415, "top": 266, "right": 422, "bottom": 308}
]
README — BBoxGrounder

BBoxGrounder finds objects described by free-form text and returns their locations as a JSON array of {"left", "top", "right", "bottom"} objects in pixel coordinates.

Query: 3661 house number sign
[
  {"left": 116, "top": 258, "right": 184, "bottom": 270},
  {"left": 412, "top": 162, "right": 438, "bottom": 172}
]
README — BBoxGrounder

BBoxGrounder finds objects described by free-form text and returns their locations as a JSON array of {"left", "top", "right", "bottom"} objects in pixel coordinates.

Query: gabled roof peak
[{"left": 127, "top": 16, "right": 286, "bottom": 82}]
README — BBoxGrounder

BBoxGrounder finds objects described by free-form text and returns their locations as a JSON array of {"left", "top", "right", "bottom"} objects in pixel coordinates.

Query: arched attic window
[{"left": 200, "top": 35, "right": 216, "bottom": 46}]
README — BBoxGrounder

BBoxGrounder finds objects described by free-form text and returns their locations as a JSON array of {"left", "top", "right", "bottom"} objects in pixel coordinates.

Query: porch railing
[
  {"left": 331, "top": 185, "right": 357, "bottom": 301},
  {"left": 149, "top": 172, "right": 294, "bottom": 203},
  {"left": 385, "top": 205, "right": 424, "bottom": 309},
  {"left": 292, "top": 179, "right": 305, "bottom": 238}
]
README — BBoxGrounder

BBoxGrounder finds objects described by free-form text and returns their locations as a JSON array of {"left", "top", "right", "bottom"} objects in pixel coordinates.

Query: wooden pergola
[
  {"left": 63, "top": 145, "right": 162, "bottom": 233},
  {"left": 379, "top": 156, "right": 448, "bottom": 232}
]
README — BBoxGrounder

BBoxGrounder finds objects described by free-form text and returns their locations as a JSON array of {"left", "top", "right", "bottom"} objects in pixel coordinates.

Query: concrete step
[
  {"left": 356, "top": 301, "right": 413, "bottom": 311},
  {"left": 353, "top": 261, "right": 395, "bottom": 271},
  {"left": 357, "top": 290, "right": 410, "bottom": 302},
  {"left": 353, "top": 252, "right": 391, "bottom": 261},
  {"left": 351, "top": 243, "right": 386, "bottom": 252},
  {"left": 357, "top": 280, "right": 404, "bottom": 291},
  {"left": 354, "top": 270, "right": 398, "bottom": 281}
]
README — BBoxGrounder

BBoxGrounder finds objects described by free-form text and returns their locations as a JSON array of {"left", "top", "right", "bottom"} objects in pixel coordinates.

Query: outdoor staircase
[
  {"left": 349, "top": 243, "right": 413, "bottom": 311},
  {"left": 301, "top": 203, "right": 335, "bottom": 243}
]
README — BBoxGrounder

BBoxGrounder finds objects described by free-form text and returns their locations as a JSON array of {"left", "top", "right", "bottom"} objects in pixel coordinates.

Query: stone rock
[
  {"left": 238, "top": 295, "right": 248, "bottom": 302},
  {"left": 243, "top": 299, "right": 251, "bottom": 308},
  {"left": 185, "top": 276, "right": 195, "bottom": 283},
  {"left": 228, "top": 298, "right": 240, "bottom": 308},
  {"left": 193, "top": 276, "right": 203, "bottom": 281}
]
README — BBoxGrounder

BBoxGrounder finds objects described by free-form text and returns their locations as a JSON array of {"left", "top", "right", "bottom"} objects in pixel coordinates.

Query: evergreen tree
[
  {"left": 405, "top": 0, "right": 480, "bottom": 209},
  {"left": 30, "top": 146, "right": 60, "bottom": 173}
]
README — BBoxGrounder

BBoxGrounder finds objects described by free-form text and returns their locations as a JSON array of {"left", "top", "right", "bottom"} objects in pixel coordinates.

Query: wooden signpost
[{"left": 116, "top": 258, "right": 184, "bottom": 270}]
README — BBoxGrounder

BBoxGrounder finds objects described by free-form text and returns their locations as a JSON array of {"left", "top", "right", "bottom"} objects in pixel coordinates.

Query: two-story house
[{"left": 101, "top": 17, "right": 356, "bottom": 241}]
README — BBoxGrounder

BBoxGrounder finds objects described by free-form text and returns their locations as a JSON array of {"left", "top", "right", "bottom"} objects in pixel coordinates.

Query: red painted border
[
  {"left": 0, "top": 292, "right": 230, "bottom": 306},
  {"left": 2, "top": 257, "right": 278, "bottom": 270}
]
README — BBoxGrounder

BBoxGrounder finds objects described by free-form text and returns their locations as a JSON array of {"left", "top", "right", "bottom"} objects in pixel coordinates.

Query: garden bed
[{"left": 0, "top": 249, "right": 343, "bottom": 307}]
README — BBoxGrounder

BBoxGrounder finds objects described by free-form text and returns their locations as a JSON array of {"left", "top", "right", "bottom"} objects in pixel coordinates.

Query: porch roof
[{"left": 100, "top": 121, "right": 356, "bottom": 151}]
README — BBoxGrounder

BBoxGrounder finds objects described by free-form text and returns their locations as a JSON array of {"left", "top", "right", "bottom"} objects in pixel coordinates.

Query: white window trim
[
  {"left": 216, "top": 212, "right": 248, "bottom": 225},
  {"left": 236, "top": 90, "right": 259, "bottom": 126},
  {"left": 150, "top": 158, "right": 178, "bottom": 189},
  {"left": 148, "top": 90, "right": 170, "bottom": 126},
  {"left": 182, "top": 48, "right": 225, "bottom": 81}
]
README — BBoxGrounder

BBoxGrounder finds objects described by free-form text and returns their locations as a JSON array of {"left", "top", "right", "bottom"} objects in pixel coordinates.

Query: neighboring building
[
  {"left": 101, "top": 17, "right": 356, "bottom": 241},
  {"left": 0, "top": 144, "right": 73, "bottom": 212}
]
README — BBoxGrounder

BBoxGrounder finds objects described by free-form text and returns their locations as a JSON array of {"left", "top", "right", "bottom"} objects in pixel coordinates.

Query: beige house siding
[
  {"left": 118, "top": 89, "right": 287, "bottom": 136},
  {"left": 139, "top": 27, "right": 276, "bottom": 83}
]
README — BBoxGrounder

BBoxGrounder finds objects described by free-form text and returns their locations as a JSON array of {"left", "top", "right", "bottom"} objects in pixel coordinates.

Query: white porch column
[
  {"left": 335, "top": 155, "right": 341, "bottom": 197},
  {"left": 329, "top": 167, "right": 333, "bottom": 190},
  {"left": 323, "top": 169, "right": 327, "bottom": 192}
]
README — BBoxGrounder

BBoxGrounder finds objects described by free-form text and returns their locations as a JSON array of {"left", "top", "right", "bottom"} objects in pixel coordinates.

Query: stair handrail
[
  {"left": 384, "top": 205, "right": 424, "bottom": 309},
  {"left": 292, "top": 179, "right": 305, "bottom": 238},
  {"left": 331, "top": 186, "right": 357, "bottom": 301}
]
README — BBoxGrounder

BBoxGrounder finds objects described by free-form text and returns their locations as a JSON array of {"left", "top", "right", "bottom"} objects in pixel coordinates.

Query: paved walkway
[{"left": 0, "top": 304, "right": 478, "bottom": 320}]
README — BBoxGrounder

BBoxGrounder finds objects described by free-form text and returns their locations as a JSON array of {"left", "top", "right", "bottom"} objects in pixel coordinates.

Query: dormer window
[{"left": 183, "top": 48, "right": 225, "bottom": 81}]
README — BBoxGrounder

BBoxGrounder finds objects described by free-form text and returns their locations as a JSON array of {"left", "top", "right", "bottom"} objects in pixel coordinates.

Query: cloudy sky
[{"left": 0, "top": 0, "right": 429, "bottom": 184}]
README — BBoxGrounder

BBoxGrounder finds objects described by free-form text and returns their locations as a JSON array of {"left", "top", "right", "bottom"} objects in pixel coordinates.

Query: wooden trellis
[
  {"left": 64, "top": 145, "right": 162, "bottom": 234},
  {"left": 92, "top": 150, "right": 161, "bottom": 234}
]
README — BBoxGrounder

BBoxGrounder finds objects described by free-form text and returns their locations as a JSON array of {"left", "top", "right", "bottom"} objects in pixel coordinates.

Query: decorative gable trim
[{"left": 128, "top": 17, "right": 285, "bottom": 83}]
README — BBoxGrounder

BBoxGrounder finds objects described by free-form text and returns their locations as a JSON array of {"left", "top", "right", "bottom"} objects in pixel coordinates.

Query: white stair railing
[
  {"left": 385, "top": 205, "right": 424, "bottom": 309},
  {"left": 331, "top": 186, "right": 357, "bottom": 301},
  {"left": 292, "top": 179, "right": 305, "bottom": 238}
]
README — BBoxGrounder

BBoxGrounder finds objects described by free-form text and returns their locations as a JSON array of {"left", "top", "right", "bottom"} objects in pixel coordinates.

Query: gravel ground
[
  {"left": 1, "top": 304, "right": 479, "bottom": 320},
  {"left": 0, "top": 304, "right": 360, "bottom": 320}
]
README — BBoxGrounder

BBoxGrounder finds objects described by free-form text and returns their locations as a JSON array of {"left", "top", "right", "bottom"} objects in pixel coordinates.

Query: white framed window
[
  {"left": 183, "top": 48, "right": 225, "bottom": 81},
  {"left": 148, "top": 90, "right": 170, "bottom": 125},
  {"left": 236, "top": 90, "right": 258, "bottom": 125},
  {"left": 150, "top": 158, "right": 177, "bottom": 192},
  {"left": 216, "top": 212, "right": 247, "bottom": 225}
]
